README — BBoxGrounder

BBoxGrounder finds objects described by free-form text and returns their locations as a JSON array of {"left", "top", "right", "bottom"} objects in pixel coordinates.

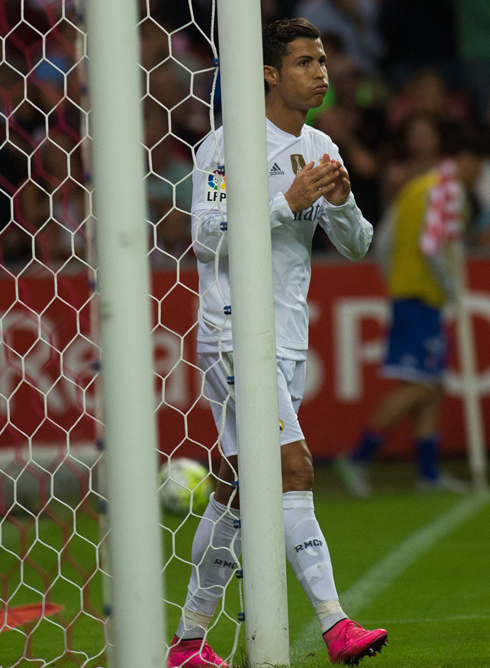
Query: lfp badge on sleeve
[{"left": 205, "top": 168, "right": 227, "bottom": 203}]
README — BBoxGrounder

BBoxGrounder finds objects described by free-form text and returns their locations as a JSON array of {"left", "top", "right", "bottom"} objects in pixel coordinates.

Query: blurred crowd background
[{"left": 1, "top": 0, "right": 490, "bottom": 270}]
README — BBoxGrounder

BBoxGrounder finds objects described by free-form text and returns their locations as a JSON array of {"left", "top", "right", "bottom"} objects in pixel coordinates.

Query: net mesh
[{"left": 0, "top": 0, "right": 241, "bottom": 664}]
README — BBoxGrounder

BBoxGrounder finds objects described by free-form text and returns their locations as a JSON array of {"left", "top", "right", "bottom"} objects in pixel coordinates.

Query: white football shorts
[{"left": 198, "top": 352, "right": 306, "bottom": 457}]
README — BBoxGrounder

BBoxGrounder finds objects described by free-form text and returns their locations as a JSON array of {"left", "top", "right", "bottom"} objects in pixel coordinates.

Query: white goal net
[{"left": 0, "top": 0, "right": 242, "bottom": 665}]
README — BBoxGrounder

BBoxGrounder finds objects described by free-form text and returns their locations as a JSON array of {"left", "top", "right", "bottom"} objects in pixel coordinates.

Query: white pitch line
[
  {"left": 291, "top": 491, "right": 489, "bottom": 660},
  {"left": 361, "top": 613, "right": 490, "bottom": 625}
]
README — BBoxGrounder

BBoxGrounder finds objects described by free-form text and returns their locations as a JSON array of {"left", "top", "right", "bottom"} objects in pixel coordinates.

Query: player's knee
[
  {"left": 281, "top": 441, "right": 314, "bottom": 491},
  {"left": 286, "top": 465, "right": 314, "bottom": 491},
  {"left": 283, "top": 461, "right": 314, "bottom": 491},
  {"left": 418, "top": 382, "right": 442, "bottom": 405},
  {"left": 215, "top": 456, "right": 240, "bottom": 508}
]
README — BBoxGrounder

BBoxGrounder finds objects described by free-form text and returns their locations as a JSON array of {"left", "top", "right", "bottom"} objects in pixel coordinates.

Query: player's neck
[{"left": 265, "top": 98, "right": 306, "bottom": 137}]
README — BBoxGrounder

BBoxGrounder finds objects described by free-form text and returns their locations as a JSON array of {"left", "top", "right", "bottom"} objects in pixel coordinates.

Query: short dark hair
[{"left": 263, "top": 18, "right": 321, "bottom": 93}]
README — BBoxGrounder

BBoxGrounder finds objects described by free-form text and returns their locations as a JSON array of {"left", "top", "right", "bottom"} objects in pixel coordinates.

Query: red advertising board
[{"left": 1, "top": 259, "right": 489, "bottom": 460}]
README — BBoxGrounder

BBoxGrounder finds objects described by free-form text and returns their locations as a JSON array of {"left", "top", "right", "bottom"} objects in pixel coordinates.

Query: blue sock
[
  {"left": 351, "top": 429, "right": 384, "bottom": 463},
  {"left": 415, "top": 434, "right": 440, "bottom": 481}
]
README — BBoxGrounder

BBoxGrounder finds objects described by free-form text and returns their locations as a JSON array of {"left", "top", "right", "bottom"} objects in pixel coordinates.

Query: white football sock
[
  {"left": 283, "top": 490, "right": 347, "bottom": 633},
  {"left": 177, "top": 493, "right": 241, "bottom": 639}
]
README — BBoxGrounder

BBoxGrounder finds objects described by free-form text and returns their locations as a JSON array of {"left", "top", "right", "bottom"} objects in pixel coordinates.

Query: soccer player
[
  {"left": 336, "top": 135, "right": 486, "bottom": 497},
  {"left": 168, "top": 18, "right": 388, "bottom": 667}
]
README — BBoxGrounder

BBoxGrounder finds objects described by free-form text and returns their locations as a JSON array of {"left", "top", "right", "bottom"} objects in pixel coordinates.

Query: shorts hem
[{"left": 381, "top": 365, "right": 443, "bottom": 385}]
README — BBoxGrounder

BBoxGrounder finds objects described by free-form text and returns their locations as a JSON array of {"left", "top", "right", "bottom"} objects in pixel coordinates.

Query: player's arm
[
  {"left": 191, "top": 163, "right": 229, "bottom": 263},
  {"left": 372, "top": 206, "right": 395, "bottom": 279},
  {"left": 424, "top": 252, "right": 456, "bottom": 302},
  {"left": 285, "top": 149, "right": 372, "bottom": 260},
  {"left": 284, "top": 155, "right": 349, "bottom": 213},
  {"left": 317, "top": 153, "right": 373, "bottom": 261},
  {"left": 419, "top": 188, "right": 461, "bottom": 302},
  {"left": 189, "top": 134, "right": 228, "bottom": 263},
  {"left": 192, "top": 139, "right": 294, "bottom": 263},
  {"left": 320, "top": 195, "right": 373, "bottom": 260},
  {"left": 192, "top": 190, "right": 295, "bottom": 263}
]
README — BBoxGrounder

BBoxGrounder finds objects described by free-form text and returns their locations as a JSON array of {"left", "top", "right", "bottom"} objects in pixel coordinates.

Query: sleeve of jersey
[
  {"left": 419, "top": 179, "right": 460, "bottom": 301},
  {"left": 424, "top": 253, "right": 456, "bottom": 302},
  {"left": 318, "top": 194, "right": 374, "bottom": 260},
  {"left": 192, "top": 139, "right": 294, "bottom": 263}
]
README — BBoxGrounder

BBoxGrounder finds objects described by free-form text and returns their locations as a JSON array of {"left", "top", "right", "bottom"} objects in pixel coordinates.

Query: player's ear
[{"left": 264, "top": 65, "right": 278, "bottom": 88}]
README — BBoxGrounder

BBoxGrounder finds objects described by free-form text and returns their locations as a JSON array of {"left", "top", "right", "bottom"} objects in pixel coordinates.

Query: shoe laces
[{"left": 329, "top": 620, "right": 366, "bottom": 643}]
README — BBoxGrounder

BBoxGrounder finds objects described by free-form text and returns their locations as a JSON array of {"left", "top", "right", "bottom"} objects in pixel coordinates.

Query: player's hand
[
  {"left": 284, "top": 153, "right": 351, "bottom": 213},
  {"left": 320, "top": 153, "right": 351, "bottom": 206}
]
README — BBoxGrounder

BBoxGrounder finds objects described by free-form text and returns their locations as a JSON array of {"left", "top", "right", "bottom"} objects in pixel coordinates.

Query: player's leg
[
  {"left": 280, "top": 440, "right": 387, "bottom": 663},
  {"left": 371, "top": 380, "right": 434, "bottom": 430},
  {"left": 337, "top": 380, "right": 437, "bottom": 496},
  {"left": 404, "top": 300, "right": 466, "bottom": 492},
  {"left": 169, "top": 354, "right": 239, "bottom": 667},
  {"left": 277, "top": 358, "right": 343, "bottom": 631},
  {"left": 277, "top": 360, "right": 387, "bottom": 663},
  {"left": 338, "top": 298, "right": 442, "bottom": 496},
  {"left": 413, "top": 382, "right": 443, "bottom": 483},
  {"left": 281, "top": 440, "right": 345, "bottom": 628},
  {"left": 413, "top": 383, "right": 467, "bottom": 492}
]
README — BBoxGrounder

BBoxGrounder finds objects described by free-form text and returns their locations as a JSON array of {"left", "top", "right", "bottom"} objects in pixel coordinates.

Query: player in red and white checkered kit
[{"left": 337, "top": 133, "right": 487, "bottom": 498}]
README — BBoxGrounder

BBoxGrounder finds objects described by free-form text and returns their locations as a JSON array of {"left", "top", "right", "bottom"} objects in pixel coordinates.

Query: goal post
[
  {"left": 0, "top": 0, "right": 291, "bottom": 663},
  {"left": 216, "top": 0, "right": 290, "bottom": 665},
  {"left": 451, "top": 240, "right": 488, "bottom": 492},
  {"left": 85, "top": 0, "right": 165, "bottom": 666}
]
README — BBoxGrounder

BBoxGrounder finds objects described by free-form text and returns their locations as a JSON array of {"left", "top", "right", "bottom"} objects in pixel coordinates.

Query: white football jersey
[{"left": 192, "top": 119, "right": 373, "bottom": 357}]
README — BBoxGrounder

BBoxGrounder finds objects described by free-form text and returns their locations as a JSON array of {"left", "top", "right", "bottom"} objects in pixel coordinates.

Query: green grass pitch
[{"left": 0, "top": 461, "right": 489, "bottom": 667}]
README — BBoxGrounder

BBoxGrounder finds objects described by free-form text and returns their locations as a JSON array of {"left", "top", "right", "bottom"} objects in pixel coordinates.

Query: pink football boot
[
  {"left": 324, "top": 619, "right": 388, "bottom": 665},
  {"left": 168, "top": 635, "right": 229, "bottom": 668}
]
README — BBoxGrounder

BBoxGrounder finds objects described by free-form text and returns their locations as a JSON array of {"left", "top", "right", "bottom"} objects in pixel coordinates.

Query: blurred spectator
[
  {"left": 145, "top": 103, "right": 193, "bottom": 213},
  {"left": 140, "top": 16, "right": 170, "bottom": 72},
  {"left": 262, "top": 0, "right": 302, "bottom": 25},
  {"left": 0, "top": 144, "right": 30, "bottom": 266},
  {"left": 145, "top": 103, "right": 193, "bottom": 268},
  {"left": 465, "top": 154, "right": 490, "bottom": 254},
  {"left": 31, "top": 16, "right": 82, "bottom": 130},
  {"left": 142, "top": 16, "right": 214, "bottom": 148},
  {"left": 470, "top": 159, "right": 490, "bottom": 248},
  {"left": 149, "top": 0, "right": 213, "bottom": 39},
  {"left": 1, "top": 0, "right": 50, "bottom": 67},
  {"left": 381, "top": 111, "right": 445, "bottom": 205},
  {"left": 139, "top": 5, "right": 217, "bottom": 271},
  {"left": 294, "top": 0, "right": 383, "bottom": 73},
  {"left": 149, "top": 203, "right": 192, "bottom": 269},
  {"left": 2, "top": 0, "right": 490, "bottom": 273},
  {"left": 16, "top": 129, "right": 86, "bottom": 267},
  {"left": 0, "top": 0, "right": 85, "bottom": 269},
  {"left": 378, "top": 0, "right": 462, "bottom": 91},
  {"left": 454, "top": 0, "right": 490, "bottom": 125},
  {"left": 27, "top": 0, "right": 75, "bottom": 12},
  {"left": 386, "top": 68, "right": 473, "bottom": 134},
  {"left": 313, "top": 60, "right": 386, "bottom": 234}
]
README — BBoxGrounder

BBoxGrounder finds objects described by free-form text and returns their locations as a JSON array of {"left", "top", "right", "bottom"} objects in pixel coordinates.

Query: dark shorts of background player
[{"left": 382, "top": 298, "right": 447, "bottom": 385}]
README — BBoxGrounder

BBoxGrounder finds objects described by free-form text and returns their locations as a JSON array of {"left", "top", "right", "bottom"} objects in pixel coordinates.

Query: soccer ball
[{"left": 158, "top": 458, "right": 213, "bottom": 515}]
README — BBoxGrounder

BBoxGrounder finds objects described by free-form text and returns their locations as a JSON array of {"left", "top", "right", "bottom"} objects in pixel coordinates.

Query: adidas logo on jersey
[{"left": 269, "top": 163, "right": 285, "bottom": 176}]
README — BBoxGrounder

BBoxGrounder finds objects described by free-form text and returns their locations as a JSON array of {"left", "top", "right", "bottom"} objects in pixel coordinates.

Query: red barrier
[
  {"left": 1, "top": 259, "right": 489, "bottom": 459},
  {"left": 306, "top": 258, "right": 490, "bottom": 458}
]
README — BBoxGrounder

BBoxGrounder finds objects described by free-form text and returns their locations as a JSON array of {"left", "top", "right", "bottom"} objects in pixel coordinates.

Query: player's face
[{"left": 271, "top": 38, "right": 329, "bottom": 110}]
